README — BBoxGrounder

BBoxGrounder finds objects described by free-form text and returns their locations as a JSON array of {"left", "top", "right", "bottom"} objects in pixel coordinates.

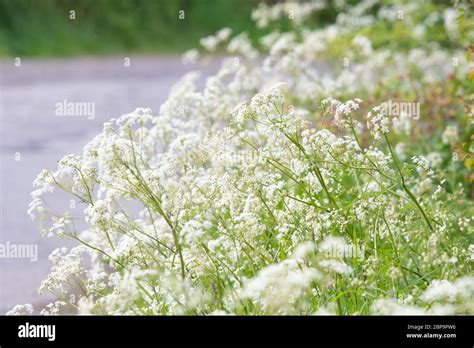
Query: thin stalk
[{"left": 383, "top": 133, "right": 434, "bottom": 232}]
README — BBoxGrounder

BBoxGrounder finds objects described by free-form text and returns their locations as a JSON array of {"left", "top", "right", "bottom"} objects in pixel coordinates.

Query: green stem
[{"left": 383, "top": 134, "right": 434, "bottom": 232}]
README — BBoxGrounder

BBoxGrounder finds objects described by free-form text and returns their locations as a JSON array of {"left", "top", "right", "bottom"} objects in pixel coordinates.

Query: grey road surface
[{"left": 0, "top": 55, "right": 209, "bottom": 313}]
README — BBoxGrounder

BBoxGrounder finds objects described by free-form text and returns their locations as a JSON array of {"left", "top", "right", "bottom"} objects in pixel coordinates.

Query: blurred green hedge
[{"left": 0, "top": 0, "right": 261, "bottom": 56}]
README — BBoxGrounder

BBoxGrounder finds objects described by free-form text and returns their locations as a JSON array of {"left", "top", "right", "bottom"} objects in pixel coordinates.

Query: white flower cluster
[
  {"left": 367, "top": 105, "right": 391, "bottom": 141},
  {"left": 252, "top": 1, "right": 326, "bottom": 28},
  {"left": 200, "top": 28, "right": 232, "bottom": 52}
]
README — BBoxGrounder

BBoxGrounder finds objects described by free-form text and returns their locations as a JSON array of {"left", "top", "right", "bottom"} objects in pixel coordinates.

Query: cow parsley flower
[
  {"left": 422, "top": 280, "right": 458, "bottom": 303},
  {"left": 367, "top": 105, "right": 391, "bottom": 140},
  {"left": 6, "top": 304, "right": 34, "bottom": 316}
]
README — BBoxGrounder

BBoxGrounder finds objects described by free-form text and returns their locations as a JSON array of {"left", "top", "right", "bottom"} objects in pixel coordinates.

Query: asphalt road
[{"left": 0, "top": 55, "right": 207, "bottom": 313}]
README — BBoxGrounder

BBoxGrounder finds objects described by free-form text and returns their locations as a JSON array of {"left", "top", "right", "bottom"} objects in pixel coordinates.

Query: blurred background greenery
[
  {"left": 0, "top": 0, "right": 262, "bottom": 57},
  {"left": 0, "top": 0, "right": 469, "bottom": 57}
]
